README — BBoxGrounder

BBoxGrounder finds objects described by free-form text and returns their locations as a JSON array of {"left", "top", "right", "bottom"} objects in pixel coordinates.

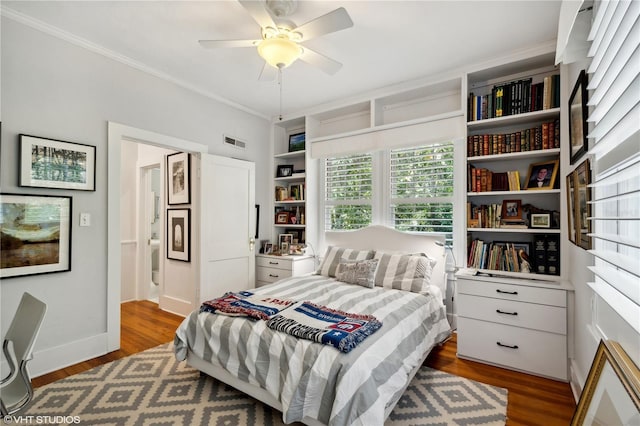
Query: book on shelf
[
  {"left": 467, "top": 167, "right": 520, "bottom": 192},
  {"left": 467, "top": 74, "right": 559, "bottom": 123},
  {"left": 532, "top": 233, "right": 559, "bottom": 275},
  {"left": 467, "top": 239, "right": 523, "bottom": 272},
  {"left": 467, "top": 202, "right": 502, "bottom": 228},
  {"left": 467, "top": 119, "right": 559, "bottom": 157}
]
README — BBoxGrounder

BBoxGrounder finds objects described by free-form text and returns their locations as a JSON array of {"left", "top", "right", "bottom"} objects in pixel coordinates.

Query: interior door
[{"left": 199, "top": 154, "right": 256, "bottom": 303}]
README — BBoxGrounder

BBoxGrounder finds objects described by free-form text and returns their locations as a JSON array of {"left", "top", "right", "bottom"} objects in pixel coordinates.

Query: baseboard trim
[
  {"left": 29, "top": 333, "right": 110, "bottom": 378},
  {"left": 159, "top": 295, "right": 190, "bottom": 317}
]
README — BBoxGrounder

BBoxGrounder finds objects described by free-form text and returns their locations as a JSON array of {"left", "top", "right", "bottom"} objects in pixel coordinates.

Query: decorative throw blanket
[
  {"left": 266, "top": 301, "right": 383, "bottom": 353},
  {"left": 200, "top": 291, "right": 295, "bottom": 321}
]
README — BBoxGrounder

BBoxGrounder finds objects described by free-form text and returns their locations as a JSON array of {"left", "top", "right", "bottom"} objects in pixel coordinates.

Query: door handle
[{"left": 249, "top": 237, "right": 255, "bottom": 251}]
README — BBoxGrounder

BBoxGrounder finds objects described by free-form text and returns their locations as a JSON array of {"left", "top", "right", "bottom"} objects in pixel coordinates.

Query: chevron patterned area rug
[{"left": 27, "top": 343, "right": 507, "bottom": 425}]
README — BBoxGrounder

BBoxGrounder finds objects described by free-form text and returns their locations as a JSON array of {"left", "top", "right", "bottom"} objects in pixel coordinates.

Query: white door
[{"left": 199, "top": 154, "right": 256, "bottom": 303}]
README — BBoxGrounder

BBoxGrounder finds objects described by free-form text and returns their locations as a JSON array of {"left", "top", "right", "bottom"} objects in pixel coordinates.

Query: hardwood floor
[{"left": 33, "top": 300, "right": 576, "bottom": 425}]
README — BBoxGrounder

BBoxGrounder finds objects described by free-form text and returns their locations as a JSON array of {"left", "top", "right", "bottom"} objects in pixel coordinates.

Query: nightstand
[{"left": 255, "top": 254, "right": 315, "bottom": 287}]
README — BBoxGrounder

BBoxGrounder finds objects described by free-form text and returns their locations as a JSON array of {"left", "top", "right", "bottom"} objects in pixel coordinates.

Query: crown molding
[{"left": 1, "top": 6, "right": 269, "bottom": 120}]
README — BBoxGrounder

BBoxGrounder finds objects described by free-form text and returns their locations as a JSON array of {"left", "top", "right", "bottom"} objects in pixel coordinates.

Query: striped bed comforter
[{"left": 174, "top": 274, "right": 451, "bottom": 426}]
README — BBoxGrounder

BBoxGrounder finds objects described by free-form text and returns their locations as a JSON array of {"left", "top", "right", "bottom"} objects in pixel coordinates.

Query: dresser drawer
[
  {"left": 457, "top": 278, "right": 566, "bottom": 307},
  {"left": 457, "top": 293, "right": 566, "bottom": 334},
  {"left": 256, "top": 256, "right": 292, "bottom": 270},
  {"left": 256, "top": 266, "right": 292, "bottom": 283},
  {"left": 457, "top": 317, "right": 567, "bottom": 380}
]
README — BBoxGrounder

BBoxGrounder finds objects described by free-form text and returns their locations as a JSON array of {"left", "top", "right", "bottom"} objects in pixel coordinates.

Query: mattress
[{"left": 174, "top": 274, "right": 451, "bottom": 426}]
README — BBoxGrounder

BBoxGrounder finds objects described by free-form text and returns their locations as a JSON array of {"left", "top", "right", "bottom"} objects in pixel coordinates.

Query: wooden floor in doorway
[{"left": 33, "top": 300, "right": 576, "bottom": 425}]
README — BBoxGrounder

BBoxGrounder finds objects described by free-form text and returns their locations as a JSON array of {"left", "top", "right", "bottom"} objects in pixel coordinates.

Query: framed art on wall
[
  {"left": 19, "top": 134, "right": 96, "bottom": 191},
  {"left": 167, "top": 152, "right": 191, "bottom": 205},
  {"left": 167, "top": 208, "right": 190, "bottom": 262},
  {"left": 575, "top": 158, "right": 592, "bottom": 250},
  {"left": 569, "top": 70, "right": 588, "bottom": 165},
  {"left": 0, "top": 193, "right": 72, "bottom": 278},
  {"left": 566, "top": 172, "right": 577, "bottom": 244}
]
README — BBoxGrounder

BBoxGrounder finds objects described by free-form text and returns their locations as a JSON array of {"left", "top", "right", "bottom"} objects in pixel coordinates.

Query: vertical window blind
[
  {"left": 324, "top": 154, "right": 373, "bottom": 230},
  {"left": 390, "top": 143, "right": 454, "bottom": 241},
  {"left": 586, "top": 0, "right": 640, "bottom": 333}
]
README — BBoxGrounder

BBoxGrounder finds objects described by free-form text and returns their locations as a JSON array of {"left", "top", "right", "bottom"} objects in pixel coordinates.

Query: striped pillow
[
  {"left": 316, "top": 246, "right": 375, "bottom": 278},
  {"left": 373, "top": 252, "right": 436, "bottom": 294}
]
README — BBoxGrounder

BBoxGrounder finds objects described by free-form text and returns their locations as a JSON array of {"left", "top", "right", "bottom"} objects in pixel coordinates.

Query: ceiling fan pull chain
[{"left": 278, "top": 66, "right": 283, "bottom": 121}]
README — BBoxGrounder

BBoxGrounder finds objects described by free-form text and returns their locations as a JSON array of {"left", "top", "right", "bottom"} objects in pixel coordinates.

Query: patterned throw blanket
[
  {"left": 200, "top": 291, "right": 295, "bottom": 321},
  {"left": 266, "top": 301, "right": 383, "bottom": 353}
]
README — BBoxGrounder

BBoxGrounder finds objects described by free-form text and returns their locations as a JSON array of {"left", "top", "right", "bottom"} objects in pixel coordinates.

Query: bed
[{"left": 174, "top": 225, "right": 451, "bottom": 426}]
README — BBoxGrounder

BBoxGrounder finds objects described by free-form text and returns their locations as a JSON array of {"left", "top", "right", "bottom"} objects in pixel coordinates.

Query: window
[
  {"left": 324, "top": 142, "right": 455, "bottom": 241},
  {"left": 324, "top": 154, "right": 372, "bottom": 230},
  {"left": 390, "top": 143, "right": 454, "bottom": 241},
  {"left": 586, "top": 0, "right": 639, "bottom": 333}
]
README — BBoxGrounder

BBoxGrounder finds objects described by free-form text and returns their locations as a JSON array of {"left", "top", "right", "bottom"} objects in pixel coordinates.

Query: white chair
[{"left": 0, "top": 292, "right": 47, "bottom": 416}]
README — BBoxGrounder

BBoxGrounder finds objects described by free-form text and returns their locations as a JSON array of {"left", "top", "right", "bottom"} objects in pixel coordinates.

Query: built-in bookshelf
[{"left": 465, "top": 53, "right": 562, "bottom": 280}]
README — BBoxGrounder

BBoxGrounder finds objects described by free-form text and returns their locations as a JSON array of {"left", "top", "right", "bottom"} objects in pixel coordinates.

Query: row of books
[
  {"left": 468, "top": 167, "right": 521, "bottom": 192},
  {"left": 275, "top": 183, "right": 306, "bottom": 201},
  {"left": 468, "top": 119, "right": 560, "bottom": 157},
  {"left": 467, "top": 74, "right": 560, "bottom": 121},
  {"left": 467, "top": 240, "right": 525, "bottom": 272},
  {"left": 467, "top": 202, "right": 529, "bottom": 229}
]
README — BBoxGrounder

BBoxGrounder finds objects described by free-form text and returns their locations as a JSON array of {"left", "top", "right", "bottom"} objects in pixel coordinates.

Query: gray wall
[{"left": 1, "top": 17, "right": 270, "bottom": 375}]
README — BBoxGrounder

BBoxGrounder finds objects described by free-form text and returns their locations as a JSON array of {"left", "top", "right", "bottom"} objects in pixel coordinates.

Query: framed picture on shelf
[
  {"left": 167, "top": 208, "right": 190, "bottom": 262},
  {"left": 275, "top": 211, "right": 290, "bottom": 224},
  {"left": 276, "top": 164, "right": 294, "bottom": 177},
  {"left": 575, "top": 158, "right": 592, "bottom": 250},
  {"left": 501, "top": 199, "right": 523, "bottom": 221},
  {"left": 167, "top": 152, "right": 191, "bottom": 205},
  {"left": 526, "top": 160, "right": 559, "bottom": 190},
  {"left": 279, "top": 233, "right": 293, "bottom": 252},
  {"left": 569, "top": 70, "right": 588, "bottom": 165},
  {"left": 0, "top": 193, "right": 72, "bottom": 279},
  {"left": 264, "top": 243, "right": 273, "bottom": 254},
  {"left": 19, "top": 134, "right": 96, "bottom": 191},
  {"left": 571, "top": 340, "right": 639, "bottom": 426},
  {"left": 288, "top": 132, "right": 305, "bottom": 152},
  {"left": 566, "top": 173, "right": 577, "bottom": 244},
  {"left": 531, "top": 213, "right": 551, "bottom": 228}
]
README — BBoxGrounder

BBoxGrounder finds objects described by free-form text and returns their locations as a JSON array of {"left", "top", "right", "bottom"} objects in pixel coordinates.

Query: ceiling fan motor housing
[{"left": 265, "top": 0, "right": 297, "bottom": 17}]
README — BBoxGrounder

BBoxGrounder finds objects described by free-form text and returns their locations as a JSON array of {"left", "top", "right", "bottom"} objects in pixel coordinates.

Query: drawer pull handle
[
  {"left": 497, "top": 342, "right": 519, "bottom": 349},
  {"left": 496, "top": 289, "right": 518, "bottom": 295},
  {"left": 269, "top": 274, "right": 279, "bottom": 278},
  {"left": 496, "top": 309, "right": 518, "bottom": 316},
  {"left": 269, "top": 261, "right": 279, "bottom": 265}
]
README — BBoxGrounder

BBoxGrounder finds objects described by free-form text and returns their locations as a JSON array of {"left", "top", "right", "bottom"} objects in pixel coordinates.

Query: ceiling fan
[{"left": 199, "top": 0, "right": 354, "bottom": 80}]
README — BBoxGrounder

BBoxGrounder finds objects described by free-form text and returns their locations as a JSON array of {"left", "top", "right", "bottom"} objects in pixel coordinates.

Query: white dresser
[
  {"left": 455, "top": 273, "right": 573, "bottom": 381},
  {"left": 255, "top": 254, "right": 315, "bottom": 287}
]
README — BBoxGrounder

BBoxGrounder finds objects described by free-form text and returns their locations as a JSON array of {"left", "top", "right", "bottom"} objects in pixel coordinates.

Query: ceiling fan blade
[
  {"left": 238, "top": 0, "right": 277, "bottom": 30},
  {"left": 258, "top": 62, "right": 278, "bottom": 81},
  {"left": 294, "top": 7, "right": 353, "bottom": 42},
  {"left": 299, "top": 47, "right": 343, "bottom": 75},
  {"left": 199, "top": 39, "right": 258, "bottom": 49}
]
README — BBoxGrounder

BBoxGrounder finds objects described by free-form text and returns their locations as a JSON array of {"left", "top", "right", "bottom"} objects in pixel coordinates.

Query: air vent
[{"left": 223, "top": 135, "right": 247, "bottom": 150}]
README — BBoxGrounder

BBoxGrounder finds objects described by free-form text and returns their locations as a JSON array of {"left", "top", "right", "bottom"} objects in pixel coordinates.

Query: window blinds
[
  {"left": 586, "top": 0, "right": 640, "bottom": 333},
  {"left": 324, "top": 154, "right": 373, "bottom": 230}
]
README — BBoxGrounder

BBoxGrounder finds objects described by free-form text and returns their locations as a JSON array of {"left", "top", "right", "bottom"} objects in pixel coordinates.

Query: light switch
[{"left": 80, "top": 213, "right": 91, "bottom": 227}]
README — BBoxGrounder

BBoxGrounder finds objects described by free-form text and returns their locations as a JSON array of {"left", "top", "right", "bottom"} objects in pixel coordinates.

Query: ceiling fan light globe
[{"left": 257, "top": 37, "right": 302, "bottom": 69}]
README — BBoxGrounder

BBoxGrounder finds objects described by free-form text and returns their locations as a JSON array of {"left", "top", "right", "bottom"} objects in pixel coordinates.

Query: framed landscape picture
[
  {"left": 288, "top": 132, "right": 305, "bottom": 152},
  {"left": 167, "top": 208, "right": 190, "bottom": 262},
  {"left": 19, "top": 134, "right": 96, "bottom": 191},
  {"left": 1, "top": 193, "right": 72, "bottom": 278},
  {"left": 167, "top": 152, "right": 191, "bottom": 205}
]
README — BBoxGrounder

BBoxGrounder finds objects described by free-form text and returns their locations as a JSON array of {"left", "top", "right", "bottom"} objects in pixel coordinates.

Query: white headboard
[{"left": 324, "top": 225, "right": 447, "bottom": 297}]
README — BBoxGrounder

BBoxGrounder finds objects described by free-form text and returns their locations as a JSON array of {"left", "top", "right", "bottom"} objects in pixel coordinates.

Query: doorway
[{"left": 142, "top": 165, "right": 161, "bottom": 303}]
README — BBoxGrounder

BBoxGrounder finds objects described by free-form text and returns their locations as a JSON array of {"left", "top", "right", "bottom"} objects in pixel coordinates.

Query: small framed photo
[
  {"left": 531, "top": 213, "right": 551, "bottom": 228},
  {"left": 288, "top": 132, "right": 306, "bottom": 152},
  {"left": 279, "top": 233, "right": 293, "bottom": 252},
  {"left": 276, "top": 164, "right": 294, "bottom": 178},
  {"left": 167, "top": 152, "right": 191, "bottom": 205},
  {"left": 167, "top": 208, "right": 190, "bottom": 262},
  {"left": 569, "top": 70, "right": 588, "bottom": 165},
  {"left": 1, "top": 193, "right": 72, "bottom": 278},
  {"left": 264, "top": 243, "right": 273, "bottom": 254},
  {"left": 19, "top": 134, "right": 96, "bottom": 191},
  {"left": 275, "top": 211, "right": 290, "bottom": 224},
  {"left": 502, "top": 199, "right": 523, "bottom": 221},
  {"left": 526, "top": 160, "right": 559, "bottom": 190}
]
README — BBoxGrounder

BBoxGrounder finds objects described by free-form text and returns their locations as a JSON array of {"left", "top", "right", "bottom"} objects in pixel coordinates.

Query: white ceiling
[{"left": 3, "top": 1, "right": 562, "bottom": 120}]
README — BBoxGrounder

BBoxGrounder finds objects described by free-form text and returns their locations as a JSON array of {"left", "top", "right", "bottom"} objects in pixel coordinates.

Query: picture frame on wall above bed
[
  {"left": 19, "top": 134, "right": 96, "bottom": 191},
  {"left": 174, "top": 226, "right": 450, "bottom": 426}
]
